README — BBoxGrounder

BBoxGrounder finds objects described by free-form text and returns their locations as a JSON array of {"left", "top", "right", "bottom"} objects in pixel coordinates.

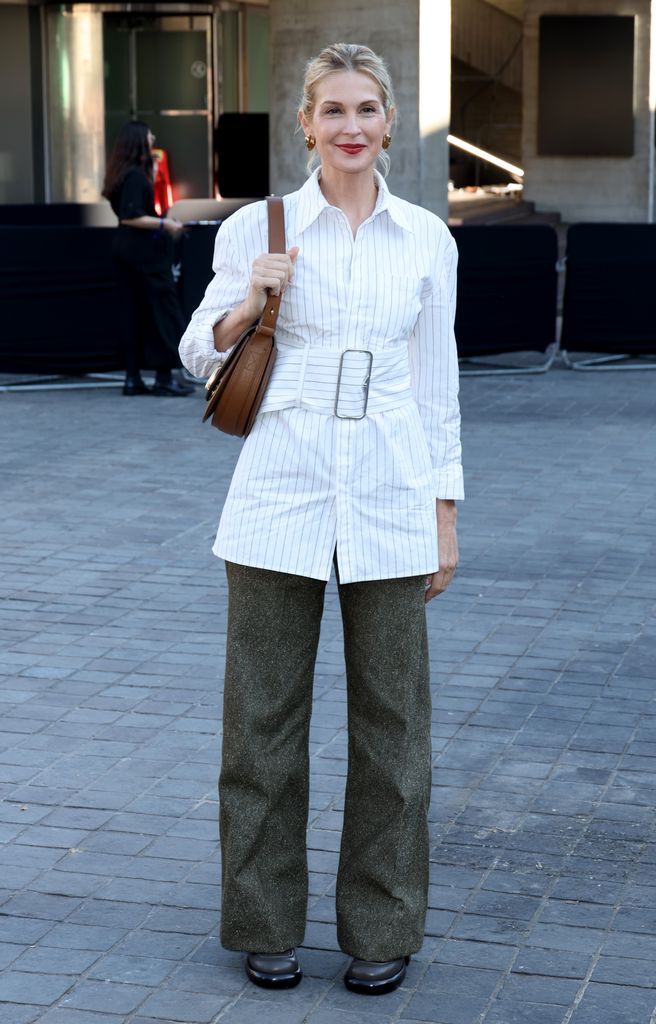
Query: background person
[
  {"left": 102, "top": 120, "right": 194, "bottom": 396},
  {"left": 180, "top": 43, "right": 463, "bottom": 997}
]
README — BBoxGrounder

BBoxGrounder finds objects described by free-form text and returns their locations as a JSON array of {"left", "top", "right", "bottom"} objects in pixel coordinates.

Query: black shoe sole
[
  {"left": 151, "top": 387, "right": 194, "bottom": 396},
  {"left": 245, "top": 962, "right": 302, "bottom": 989},
  {"left": 343, "top": 956, "right": 410, "bottom": 996}
]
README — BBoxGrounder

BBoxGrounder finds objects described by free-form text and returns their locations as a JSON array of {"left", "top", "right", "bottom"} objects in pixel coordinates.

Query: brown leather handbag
[{"left": 202, "top": 196, "right": 285, "bottom": 437}]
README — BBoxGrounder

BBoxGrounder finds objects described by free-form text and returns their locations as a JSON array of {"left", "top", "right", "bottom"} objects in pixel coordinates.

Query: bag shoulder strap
[
  {"left": 267, "top": 195, "right": 285, "bottom": 253},
  {"left": 257, "top": 196, "right": 286, "bottom": 337}
]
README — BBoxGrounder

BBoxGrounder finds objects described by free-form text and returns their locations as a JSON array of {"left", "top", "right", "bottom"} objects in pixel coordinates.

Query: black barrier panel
[
  {"left": 451, "top": 225, "right": 558, "bottom": 358},
  {"left": 562, "top": 224, "right": 656, "bottom": 356},
  {"left": 0, "top": 224, "right": 227, "bottom": 377},
  {"left": 0, "top": 204, "right": 115, "bottom": 226},
  {"left": 1, "top": 221, "right": 562, "bottom": 375},
  {"left": 0, "top": 227, "right": 128, "bottom": 374},
  {"left": 178, "top": 225, "right": 220, "bottom": 323}
]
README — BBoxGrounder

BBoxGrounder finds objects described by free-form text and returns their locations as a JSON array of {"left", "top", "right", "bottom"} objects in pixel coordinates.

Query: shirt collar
[
  {"left": 294, "top": 167, "right": 414, "bottom": 235},
  {"left": 374, "top": 171, "right": 414, "bottom": 232}
]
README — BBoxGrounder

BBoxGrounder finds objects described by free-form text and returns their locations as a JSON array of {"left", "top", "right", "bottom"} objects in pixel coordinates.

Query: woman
[
  {"left": 102, "top": 121, "right": 194, "bottom": 396},
  {"left": 180, "top": 43, "right": 463, "bottom": 996}
]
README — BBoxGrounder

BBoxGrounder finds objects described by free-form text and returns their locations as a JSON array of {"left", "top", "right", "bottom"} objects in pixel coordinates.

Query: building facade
[{"left": 1, "top": 0, "right": 655, "bottom": 222}]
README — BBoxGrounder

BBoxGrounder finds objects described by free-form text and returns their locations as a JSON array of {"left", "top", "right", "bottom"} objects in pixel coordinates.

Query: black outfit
[{"left": 109, "top": 168, "right": 185, "bottom": 375}]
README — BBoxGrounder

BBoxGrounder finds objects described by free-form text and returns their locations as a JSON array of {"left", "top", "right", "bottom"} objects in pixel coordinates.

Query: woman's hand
[
  {"left": 244, "top": 248, "right": 299, "bottom": 320},
  {"left": 163, "top": 217, "right": 185, "bottom": 238},
  {"left": 213, "top": 246, "right": 300, "bottom": 353},
  {"left": 425, "top": 499, "right": 459, "bottom": 603}
]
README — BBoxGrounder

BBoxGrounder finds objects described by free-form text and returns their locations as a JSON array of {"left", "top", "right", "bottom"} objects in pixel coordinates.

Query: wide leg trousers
[{"left": 218, "top": 561, "right": 432, "bottom": 962}]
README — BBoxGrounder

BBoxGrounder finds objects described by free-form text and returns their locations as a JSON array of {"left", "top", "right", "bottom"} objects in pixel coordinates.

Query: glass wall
[
  {"left": 220, "top": 3, "right": 269, "bottom": 113},
  {"left": 221, "top": 8, "right": 240, "bottom": 113},
  {"left": 246, "top": 6, "right": 269, "bottom": 112},
  {"left": 37, "top": 2, "right": 269, "bottom": 205},
  {"left": 104, "top": 14, "right": 213, "bottom": 202}
]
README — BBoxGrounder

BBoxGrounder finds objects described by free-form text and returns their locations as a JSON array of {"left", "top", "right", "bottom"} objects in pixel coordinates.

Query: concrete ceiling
[{"left": 482, "top": 0, "right": 524, "bottom": 19}]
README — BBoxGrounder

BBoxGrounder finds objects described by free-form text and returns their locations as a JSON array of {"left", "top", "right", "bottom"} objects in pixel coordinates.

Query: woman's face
[
  {"left": 300, "top": 70, "right": 393, "bottom": 177},
  {"left": 147, "top": 129, "right": 156, "bottom": 151}
]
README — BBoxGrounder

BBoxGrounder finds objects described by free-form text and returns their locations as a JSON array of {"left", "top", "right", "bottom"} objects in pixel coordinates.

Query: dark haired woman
[{"left": 102, "top": 120, "right": 193, "bottom": 396}]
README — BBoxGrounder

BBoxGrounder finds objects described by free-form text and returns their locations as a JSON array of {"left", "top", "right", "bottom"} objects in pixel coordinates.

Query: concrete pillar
[
  {"left": 269, "top": 0, "right": 451, "bottom": 220},
  {"left": 419, "top": 0, "right": 451, "bottom": 218},
  {"left": 46, "top": 7, "right": 105, "bottom": 202},
  {"left": 522, "top": 0, "right": 655, "bottom": 222}
]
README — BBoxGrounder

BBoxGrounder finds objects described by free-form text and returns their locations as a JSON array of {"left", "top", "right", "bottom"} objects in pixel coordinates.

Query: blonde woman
[{"left": 180, "top": 43, "right": 463, "bottom": 996}]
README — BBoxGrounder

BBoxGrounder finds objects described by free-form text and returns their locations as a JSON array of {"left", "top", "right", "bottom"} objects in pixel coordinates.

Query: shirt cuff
[
  {"left": 433, "top": 464, "right": 464, "bottom": 500},
  {"left": 179, "top": 310, "right": 231, "bottom": 379},
  {"left": 216, "top": 343, "right": 236, "bottom": 364}
]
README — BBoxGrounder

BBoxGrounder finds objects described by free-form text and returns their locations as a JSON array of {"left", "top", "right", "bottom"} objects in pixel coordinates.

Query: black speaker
[{"left": 215, "top": 113, "right": 269, "bottom": 197}]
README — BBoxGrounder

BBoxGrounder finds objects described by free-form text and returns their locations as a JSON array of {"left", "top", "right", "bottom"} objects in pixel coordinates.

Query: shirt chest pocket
[{"left": 355, "top": 274, "right": 423, "bottom": 340}]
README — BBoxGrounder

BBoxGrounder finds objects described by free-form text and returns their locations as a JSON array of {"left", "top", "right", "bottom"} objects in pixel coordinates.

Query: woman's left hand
[
  {"left": 164, "top": 217, "right": 185, "bottom": 238},
  {"left": 425, "top": 499, "right": 459, "bottom": 603}
]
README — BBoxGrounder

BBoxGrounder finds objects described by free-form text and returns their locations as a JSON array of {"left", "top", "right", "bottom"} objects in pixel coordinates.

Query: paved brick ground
[{"left": 0, "top": 366, "right": 655, "bottom": 1024}]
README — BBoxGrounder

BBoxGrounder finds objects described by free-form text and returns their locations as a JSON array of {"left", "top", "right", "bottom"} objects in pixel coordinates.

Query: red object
[{"left": 152, "top": 147, "right": 173, "bottom": 215}]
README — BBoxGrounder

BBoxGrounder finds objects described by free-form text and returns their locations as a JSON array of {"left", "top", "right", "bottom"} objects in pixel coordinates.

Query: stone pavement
[{"left": 0, "top": 366, "right": 655, "bottom": 1024}]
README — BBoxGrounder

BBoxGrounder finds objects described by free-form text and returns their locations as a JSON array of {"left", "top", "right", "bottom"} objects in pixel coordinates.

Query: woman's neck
[{"left": 318, "top": 166, "right": 378, "bottom": 236}]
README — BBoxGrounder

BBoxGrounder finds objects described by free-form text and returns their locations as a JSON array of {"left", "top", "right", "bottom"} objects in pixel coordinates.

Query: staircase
[
  {"left": 451, "top": 0, "right": 524, "bottom": 187},
  {"left": 452, "top": 0, "right": 523, "bottom": 93},
  {"left": 448, "top": 191, "right": 562, "bottom": 227},
  {"left": 449, "top": 1, "right": 563, "bottom": 228}
]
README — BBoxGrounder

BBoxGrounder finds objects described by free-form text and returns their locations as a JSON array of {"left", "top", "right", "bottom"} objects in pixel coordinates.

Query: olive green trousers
[{"left": 219, "top": 561, "right": 432, "bottom": 961}]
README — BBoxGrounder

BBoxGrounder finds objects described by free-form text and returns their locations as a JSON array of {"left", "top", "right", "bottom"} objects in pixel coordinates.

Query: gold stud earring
[
  {"left": 305, "top": 135, "right": 316, "bottom": 151},
  {"left": 382, "top": 133, "right": 392, "bottom": 150}
]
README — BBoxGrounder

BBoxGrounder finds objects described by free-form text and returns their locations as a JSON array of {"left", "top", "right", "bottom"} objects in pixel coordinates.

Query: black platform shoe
[
  {"left": 344, "top": 955, "right": 410, "bottom": 995},
  {"left": 245, "top": 949, "right": 302, "bottom": 989},
  {"left": 122, "top": 374, "right": 151, "bottom": 396},
  {"left": 152, "top": 370, "right": 194, "bottom": 397}
]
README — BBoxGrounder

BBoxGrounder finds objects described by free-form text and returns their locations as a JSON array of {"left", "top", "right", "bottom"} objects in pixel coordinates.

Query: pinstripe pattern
[{"left": 179, "top": 170, "right": 464, "bottom": 583}]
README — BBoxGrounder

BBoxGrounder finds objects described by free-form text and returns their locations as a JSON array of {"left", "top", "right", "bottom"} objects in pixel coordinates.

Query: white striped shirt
[{"left": 179, "top": 169, "right": 463, "bottom": 583}]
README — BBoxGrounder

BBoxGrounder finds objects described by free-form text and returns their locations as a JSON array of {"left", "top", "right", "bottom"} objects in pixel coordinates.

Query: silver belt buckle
[{"left": 334, "top": 349, "right": 373, "bottom": 420}]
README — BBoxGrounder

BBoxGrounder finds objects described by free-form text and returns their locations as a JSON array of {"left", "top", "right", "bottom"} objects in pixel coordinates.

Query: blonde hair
[{"left": 300, "top": 43, "right": 396, "bottom": 176}]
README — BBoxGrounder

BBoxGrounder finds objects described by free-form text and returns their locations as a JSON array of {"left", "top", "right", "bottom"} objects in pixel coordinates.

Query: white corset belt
[{"left": 257, "top": 344, "right": 414, "bottom": 418}]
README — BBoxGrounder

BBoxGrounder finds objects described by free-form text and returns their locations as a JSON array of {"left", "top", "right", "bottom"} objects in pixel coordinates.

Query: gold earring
[
  {"left": 382, "top": 133, "right": 392, "bottom": 150},
  {"left": 305, "top": 135, "right": 316, "bottom": 151}
]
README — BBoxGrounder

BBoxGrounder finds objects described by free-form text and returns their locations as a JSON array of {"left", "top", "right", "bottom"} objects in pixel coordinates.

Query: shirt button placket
[{"left": 334, "top": 416, "right": 352, "bottom": 583}]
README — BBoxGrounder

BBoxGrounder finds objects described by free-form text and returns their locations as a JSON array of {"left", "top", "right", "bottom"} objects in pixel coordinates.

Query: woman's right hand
[
  {"left": 212, "top": 246, "right": 300, "bottom": 353},
  {"left": 244, "top": 248, "right": 299, "bottom": 319}
]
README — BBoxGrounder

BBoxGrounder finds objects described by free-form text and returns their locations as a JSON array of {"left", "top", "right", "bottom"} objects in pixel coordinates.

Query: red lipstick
[{"left": 337, "top": 144, "right": 366, "bottom": 154}]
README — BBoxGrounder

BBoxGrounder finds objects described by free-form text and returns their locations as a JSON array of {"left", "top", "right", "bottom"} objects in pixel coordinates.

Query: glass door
[{"left": 104, "top": 14, "right": 213, "bottom": 201}]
